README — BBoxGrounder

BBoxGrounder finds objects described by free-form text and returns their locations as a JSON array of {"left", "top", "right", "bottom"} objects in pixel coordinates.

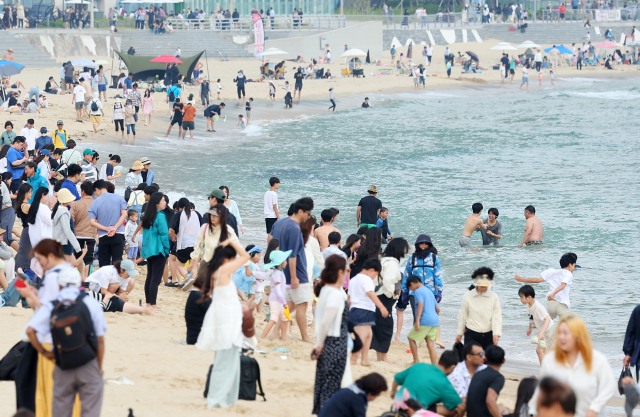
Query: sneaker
[{"left": 181, "top": 277, "right": 195, "bottom": 292}]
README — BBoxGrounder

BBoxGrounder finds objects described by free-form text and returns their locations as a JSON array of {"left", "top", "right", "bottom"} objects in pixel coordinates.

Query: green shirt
[
  {"left": 394, "top": 364, "right": 462, "bottom": 410},
  {"left": 0, "top": 131, "right": 16, "bottom": 146}
]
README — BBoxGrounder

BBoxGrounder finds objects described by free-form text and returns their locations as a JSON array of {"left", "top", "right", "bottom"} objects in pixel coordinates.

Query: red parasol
[{"left": 150, "top": 55, "right": 183, "bottom": 64}]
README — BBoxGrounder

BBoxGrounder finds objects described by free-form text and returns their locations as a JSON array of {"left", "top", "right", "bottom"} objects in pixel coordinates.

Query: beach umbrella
[
  {"left": 0, "top": 61, "right": 25, "bottom": 77},
  {"left": 95, "top": 59, "right": 109, "bottom": 65},
  {"left": 466, "top": 51, "right": 479, "bottom": 61},
  {"left": 72, "top": 58, "right": 96, "bottom": 68},
  {"left": 260, "top": 48, "right": 289, "bottom": 57},
  {"left": 544, "top": 46, "right": 573, "bottom": 55},
  {"left": 150, "top": 55, "right": 183, "bottom": 64},
  {"left": 596, "top": 41, "right": 617, "bottom": 48},
  {"left": 340, "top": 48, "right": 367, "bottom": 58},
  {"left": 524, "top": 47, "right": 534, "bottom": 56},
  {"left": 490, "top": 42, "right": 517, "bottom": 51},
  {"left": 518, "top": 41, "right": 541, "bottom": 49}
]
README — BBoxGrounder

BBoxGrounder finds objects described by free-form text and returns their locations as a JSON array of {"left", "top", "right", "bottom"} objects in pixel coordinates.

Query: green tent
[{"left": 114, "top": 51, "right": 204, "bottom": 83}]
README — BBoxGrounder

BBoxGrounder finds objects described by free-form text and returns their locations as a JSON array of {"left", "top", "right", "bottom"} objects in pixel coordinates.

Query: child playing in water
[
  {"left": 237, "top": 114, "right": 247, "bottom": 129},
  {"left": 538, "top": 70, "right": 542, "bottom": 87},
  {"left": 548, "top": 70, "right": 555, "bottom": 86},
  {"left": 260, "top": 249, "right": 292, "bottom": 341},
  {"left": 518, "top": 284, "right": 552, "bottom": 364}
]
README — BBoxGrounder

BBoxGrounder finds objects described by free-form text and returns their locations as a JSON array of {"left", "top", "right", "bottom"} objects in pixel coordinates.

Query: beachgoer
[
  {"left": 361, "top": 97, "right": 374, "bottom": 108},
  {"left": 528, "top": 315, "right": 616, "bottom": 417},
  {"left": 328, "top": 88, "right": 336, "bottom": 112},
  {"left": 181, "top": 99, "right": 197, "bottom": 140},
  {"left": 520, "top": 64, "right": 530, "bottom": 91},
  {"left": 189, "top": 203, "right": 240, "bottom": 276},
  {"left": 515, "top": 252, "right": 577, "bottom": 319},
  {"left": 480, "top": 207, "right": 502, "bottom": 246},
  {"left": 70, "top": 180, "right": 98, "bottom": 280},
  {"left": 536, "top": 377, "right": 577, "bottom": 417},
  {"left": 406, "top": 274, "right": 439, "bottom": 365},
  {"left": 124, "top": 99, "right": 136, "bottom": 142},
  {"left": 72, "top": 78, "right": 87, "bottom": 122},
  {"left": 264, "top": 177, "right": 280, "bottom": 235},
  {"left": 88, "top": 179, "right": 128, "bottom": 266},
  {"left": 196, "top": 239, "right": 251, "bottom": 408},
  {"left": 317, "top": 373, "right": 388, "bottom": 417},
  {"left": 245, "top": 97, "right": 253, "bottom": 124},
  {"left": 168, "top": 197, "right": 200, "bottom": 288},
  {"left": 260, "top": 249, "right": 291, "bottom": 340},
  {"left": 447, "top": 340, "right": 487, "bottom": 401},
  {"left": 98, "top": 154, "right": 122, "bottom": 184},
  {"left": 518, "top": 205, "right": 543, "bottom": 247},
  {"left": 390, "top": 350, "right": 464, "bottom": 417},
  {"left": 315, "top": 209, "right": 341, "bottom": 251},
  {"left": 234, "top": 70, "right": 246, "bottom": 104},
  {"left": 165, "top": 98, "right": 184, "bottom": 138},
  {"left": 112, "top": 97, "right": 125, "bottom": 141},
  {"left": 456, "top": 267, "right": 502, "bottom": 349},
  {"left": 518, "top": 285, "right": 553, "bottom": 364},
  {"left": 204, "top": 102, "right": 224, "bottom": 132},
  {"left": 372, "top": 238, "right": 408, "bottom": 364},
  {"left": 459, "top": 202, "right": 488, "bottom": 247},
  {"left": 466, "top": 345, "right": 507, "bottom": 417},
  {"left": 357, "top": 185, "right": 381, "bottom": 228}
]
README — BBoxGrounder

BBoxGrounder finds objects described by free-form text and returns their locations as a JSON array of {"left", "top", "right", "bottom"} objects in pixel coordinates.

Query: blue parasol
[
  {"left": 0, "top": 61, "right": 25, "bottom": 77},
  {"left": 544, "top": 45, "right": 573, "bottom": 55}
]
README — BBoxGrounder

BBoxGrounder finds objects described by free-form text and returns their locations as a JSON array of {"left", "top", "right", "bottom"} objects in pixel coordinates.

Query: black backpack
[
  {"left": 124, "top": 187, "right": 132, "bottom": 203},
  {"left": 204, "top": 351, "right": 266, "bottom": 401},
  {"left": 50, "top": 292, "right": 98, "bottom": 370},
  {"left": 90, "top": 100, "right": 99, "bottom": 112},
  {"left": 168, "top": 87, "right": 176, "bottom": 102}
]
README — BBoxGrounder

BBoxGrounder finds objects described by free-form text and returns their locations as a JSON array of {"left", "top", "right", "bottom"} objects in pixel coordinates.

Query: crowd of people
[{"left": 1, "top": 137, "right": 640, "bottom": 417}]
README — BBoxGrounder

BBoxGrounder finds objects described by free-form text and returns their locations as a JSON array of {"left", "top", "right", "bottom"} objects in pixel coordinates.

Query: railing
[
  {"left": 344, "top": 13, "right": 490, "bottom": 29},
  {"left": 165, "top": 15, "right": 345, "bottom": 33}
]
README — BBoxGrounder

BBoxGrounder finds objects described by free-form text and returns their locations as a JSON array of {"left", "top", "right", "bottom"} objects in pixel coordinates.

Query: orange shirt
[{"left": 183, "top": 104, "right": 196, "bottom": 122}]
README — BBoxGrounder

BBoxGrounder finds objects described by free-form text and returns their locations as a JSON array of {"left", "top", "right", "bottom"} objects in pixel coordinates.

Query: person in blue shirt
[
  {"left": 406, "top": 275, "right": 439, "bottom": 365},
  {"left": 6, "top": 136, "right": 29, "bottom": 193},
  {"left": 35, "top": 127, "right": 52, "bottom": 152},
  {"left": 22, "top": 162, "right": 49, "bottom": 203},
  {"left": 139, "top": 157, "right": 154, "bottom": 185},
  {"left": 166, "top": 83, "right": 181, "bottom": 103},
  {"left": 60, "top": 164, "right": 82, "bottom": 201},
  {"left": 403, "top": 234, "right": 444, "bottom": 348},
  {"left": 375, "top": 207, "right": 393, "bottom": 243},
  {"left": 123, "top": 73, "right": 133, "bottom": 95}
]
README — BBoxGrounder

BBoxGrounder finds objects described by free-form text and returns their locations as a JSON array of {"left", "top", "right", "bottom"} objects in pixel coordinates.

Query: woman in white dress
[{"left": 196, "top": 238, "right": 250, "bottom": 408}]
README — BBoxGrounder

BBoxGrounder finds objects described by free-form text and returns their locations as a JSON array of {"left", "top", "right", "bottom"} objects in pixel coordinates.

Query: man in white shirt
[
  {"left": 535, "top": 48, "right": 543, "bottom": 72},
  {"left": 72, "top": 78, "right": 87, "bottom": 122},
  {"left": 515, "top": 252, "right": 577, "bottom": 319},
  {"left": 264, "top": 176, "right": 280, "bottom": 235},
  {"left": 447, "top": 340, "right": 487, "bottom": 401},
  {"left": 426, "top": 44, "right": 433, "bottom": 66},
  {"left": 20, "top": 118, "right": 38, "bottom": 157}
]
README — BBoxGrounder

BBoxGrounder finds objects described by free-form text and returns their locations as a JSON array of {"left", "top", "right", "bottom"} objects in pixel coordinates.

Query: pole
[
  {"left": 204, "top": 50, "right": 210, "bottom": 82},
  {"left": 340, "top": 0, "right": 343, "bottom": 15},
  {"left": 90, "top": 0, "right": 94, "bottom": 28}
]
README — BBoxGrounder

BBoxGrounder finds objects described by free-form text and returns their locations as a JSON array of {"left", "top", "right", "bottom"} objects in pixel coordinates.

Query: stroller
[{"left": 315, "top": 68, "right": 325, "bottom": 78}]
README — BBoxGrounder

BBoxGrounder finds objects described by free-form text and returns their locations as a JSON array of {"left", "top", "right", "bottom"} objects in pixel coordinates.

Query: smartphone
[
  {"left": 14, "top": 278, "right": 27, "bottom": 288},
  {"left": 310, "top": 349, "right": 319, "bottom": 360}
]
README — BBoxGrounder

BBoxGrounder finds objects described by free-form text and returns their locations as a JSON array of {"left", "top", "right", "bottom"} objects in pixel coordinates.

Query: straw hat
[
  {"left": 57, "top": 189, "right": 76, "bottom": 205},
  {"left": 131, "top": 160, "right": 144, "bottom": 170},
  {"left": 7, "top": 48, "right": 13, "bottom": 52}
]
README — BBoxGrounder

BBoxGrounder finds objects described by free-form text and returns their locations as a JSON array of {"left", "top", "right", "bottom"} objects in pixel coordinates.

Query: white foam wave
[{"left": 569, "top": 90, "right": 640, "bottom": 100}]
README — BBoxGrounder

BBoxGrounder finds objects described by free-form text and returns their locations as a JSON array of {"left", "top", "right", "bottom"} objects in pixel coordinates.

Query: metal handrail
[
  {"left": 166, "top": 15, "right": 345, "bottom": 33},
  {"left": 344, "top": 13, "right": 485, "bottom": 29}
]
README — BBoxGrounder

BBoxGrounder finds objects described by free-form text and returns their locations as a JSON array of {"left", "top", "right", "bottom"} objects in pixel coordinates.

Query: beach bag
[
  {"left": 203, "top": 352, "right": 266, "bottom": 401},
  {"left": 50, "top": 292, "right": 98, "bottom": 370},
  {"left": 124, "top": 187, "right": 132, "bottom": 203},
  {"left": 618, "top": 366, "right": 633, "bottom": 395},
  {"left": 0, "top": 341, "right": 28, "bottom": 381}
]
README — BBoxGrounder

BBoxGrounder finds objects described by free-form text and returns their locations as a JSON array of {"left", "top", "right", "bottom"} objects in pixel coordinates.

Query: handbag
[
  {"left": 618, "top": 365, "right": 633, "bottom": 395},
  {"left": 197, "top": 225, "right": 207, "bottom": 259}
]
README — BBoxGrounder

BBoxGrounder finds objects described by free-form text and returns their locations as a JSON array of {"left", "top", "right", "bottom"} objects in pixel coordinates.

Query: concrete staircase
[
  {"left": 118, "top": 30, "right": 255, "bottom": 59},
  {"left": 483, "top": 22, "right": 601, "bottom": 45},
  {"left": 0, "top": 30, "right": 59, "bottom": 68}
]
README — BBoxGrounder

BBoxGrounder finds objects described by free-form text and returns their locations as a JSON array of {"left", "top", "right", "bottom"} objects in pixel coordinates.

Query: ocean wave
[
  {"left": 547, "top": 90, "right": 640, "bottom": 100},
  {"left": 560, "top": 77, "right": 611, "bottom": 83}
]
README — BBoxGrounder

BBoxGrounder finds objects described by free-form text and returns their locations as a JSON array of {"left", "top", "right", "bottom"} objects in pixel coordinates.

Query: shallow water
[{"left": 87, "top": 76, "right": 640, "bottom": 368}]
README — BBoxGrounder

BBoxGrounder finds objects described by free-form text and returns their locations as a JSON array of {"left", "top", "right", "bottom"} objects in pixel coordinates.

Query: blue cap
[
  {"left": 248, "top": 247, "right": 262, "bottom": 255},
  {"left": 39, "top": 149, "right": 51, "bottom": 157}
]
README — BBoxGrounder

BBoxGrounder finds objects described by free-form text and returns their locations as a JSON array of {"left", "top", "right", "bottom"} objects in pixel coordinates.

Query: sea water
[{"left": 88, "top": 76, "right": 640, "bottom": 368}]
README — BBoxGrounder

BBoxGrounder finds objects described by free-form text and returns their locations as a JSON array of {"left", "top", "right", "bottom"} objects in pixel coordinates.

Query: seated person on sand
[
  {"left": 85, "top": 259, "right": 154, "bottom": 315},
  {"left": 323, "top": 69, "right": 332, "bottom": 79},
  {"left": 296, "top": 54, "right": 307, "bottom": 64},
  {"left": 246, "top": 77, "right": 265, "bottom": 83},
  {"left": 3, "top": 77, "right": 26, "bottom": 90},
  {"left": 605, "top": 58, "right": 616, "bottom": 70}
]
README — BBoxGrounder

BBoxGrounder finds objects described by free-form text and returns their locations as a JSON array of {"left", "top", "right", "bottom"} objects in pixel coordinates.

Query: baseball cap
[
  {"left": 120, "top": 259, "right": 138, "bottom": 277},
  {"left": 39, "top": 149, "right": 51, "bottom": 157},
  {"left": 40, "top": 127, "right": 48, "bottom": 133},
  {"left": 83, "top": 149, "right": 96, "bottom": 156},
  {"left": 208, "top": 189, "right": 226, "bottom": 201},
  {"left": 56, "top": 120, "right": 64, "bottom": 125}
]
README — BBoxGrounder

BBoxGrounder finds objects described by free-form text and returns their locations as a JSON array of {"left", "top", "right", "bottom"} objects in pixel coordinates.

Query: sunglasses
[{"left": 470, "top": 351, "right": 485, "bottom": 357}]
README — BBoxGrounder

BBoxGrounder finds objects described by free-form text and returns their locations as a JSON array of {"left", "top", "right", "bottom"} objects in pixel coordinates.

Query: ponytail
[{"left": 314, "top": 254, "right": 346, "bottom": 297}]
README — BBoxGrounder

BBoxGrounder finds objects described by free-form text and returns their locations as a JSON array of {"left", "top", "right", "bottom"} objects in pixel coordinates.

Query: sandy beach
[{"left": 0, "top": 40, "right": 638, "bottom": 416}]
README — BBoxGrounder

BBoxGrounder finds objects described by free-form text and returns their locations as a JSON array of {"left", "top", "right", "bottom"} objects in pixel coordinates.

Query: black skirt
[
  {"left": 371, "top": 294, "right": 396, "bottom": 354},
  {"left": 312, "top": 301, "right": 348, "bottom": 414}
]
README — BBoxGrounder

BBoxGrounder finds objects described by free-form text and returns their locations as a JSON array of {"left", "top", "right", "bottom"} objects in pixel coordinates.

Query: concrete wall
[
  {"left": 247, "top": 21, "right": 384, "bottom": 60},
  {"left": 383, "top": 28, "right": 487, "bottom": 49},
  {"left": 15, "top": 31, "right": 120, "bottom": 57}
]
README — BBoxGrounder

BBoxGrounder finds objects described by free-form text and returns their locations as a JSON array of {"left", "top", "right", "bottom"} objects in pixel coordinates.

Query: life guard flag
[{"left": 253, "top": 14, "right": 265, "bottom": 59}]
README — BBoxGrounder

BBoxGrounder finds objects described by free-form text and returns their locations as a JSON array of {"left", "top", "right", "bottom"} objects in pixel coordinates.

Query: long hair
[
  {"left": 382, "top": 238, "right": 409, "bottom": 261},
  {"left": 554, "top": 315, "right": 593, "bottom": 372},
  {"left": 513, "top": 377, "right": 538, "bottom": 417},
  {"left": 16, "top": 183, "right": 33, "bottom": 220},
  {"left": 198, "top": 245, "right": 237, "bottom": 303},
  {"left": 32, "top": 238, "right": 64, "bottom": 259},
  {"left": 356, "top": 227, "right": 382, "bottom": 261},
  {"left": 342, "top": 234, "right": 362, "bottom": 253},
  {"left": 208, "top": 203, "right": 228, "bottom": 242},
  {"left": 34, "top": 153, "right": 48, "bottom": 165},
  {"left": 314, "top": 254, "right": 346, "bottom": 297},
  {"left": 26, "top": 187, "right": 49, "bottom": 225},
  {"left": 141, "top": 192, "right": 163, "bottom": 229},
  {"left": 300, "top": 215, "right": 316, "bottom": 245},
  {"left": 178, "top": 197, "right": 191, "bottom": 219},
  {"left": 264, "top": 238, "right": 279, "bottom": 264},
  {"left": 0, "top": 144, "right": 10, "bottom": 160}
]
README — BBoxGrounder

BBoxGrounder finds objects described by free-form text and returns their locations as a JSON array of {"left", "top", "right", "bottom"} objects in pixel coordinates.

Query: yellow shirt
[
  {"left": 52, "top": 129, "right": 68, "bottom": 149},
  {"left": 456, "top": 288, "right": 502, "bottom": 336}
]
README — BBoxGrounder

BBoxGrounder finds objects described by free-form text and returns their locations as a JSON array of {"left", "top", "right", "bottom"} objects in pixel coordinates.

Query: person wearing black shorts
[
  {"left": 294, "top": 67, "right": 303, "bottom": 100},
  {"left": 165, "top": 98, "right": 183, "bottom": 138}
]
